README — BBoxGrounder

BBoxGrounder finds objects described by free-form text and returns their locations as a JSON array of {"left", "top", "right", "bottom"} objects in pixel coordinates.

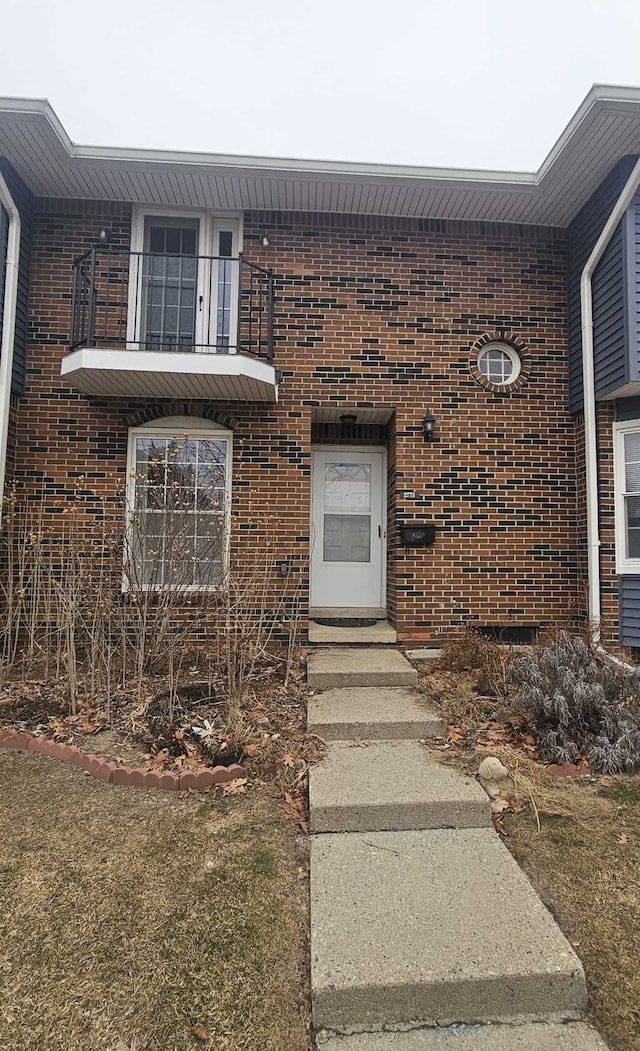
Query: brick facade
[{"left": 9, "top": 199, "right": 582, "bottom": 641}]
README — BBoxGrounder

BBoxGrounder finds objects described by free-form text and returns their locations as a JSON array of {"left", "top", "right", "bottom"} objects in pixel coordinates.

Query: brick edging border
[{"left": 0, "top": 730, "right": 246, "bottom": 791}]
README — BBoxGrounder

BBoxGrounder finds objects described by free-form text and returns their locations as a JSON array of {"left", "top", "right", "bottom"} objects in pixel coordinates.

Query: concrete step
[
  {"left": 406, "top": 647, "right": 443, "bottom": 663},
  {"left": 308, "top": 687, "right": 445, "bottom": 742},
  {"left": 310, "top": 741, "right": 490, "bottom": 832},
  {"left": 317, "top": 1022, "right": 608, "bottom": 1050},
  {"left": 311, "top": 828, "right": 587, "bottom": 1031},
  {"left": 308, "top": 649, "right": 418, "bottom": 690},
  {"left": 309, "top": 621, "right": 398, "bottom": 644}
]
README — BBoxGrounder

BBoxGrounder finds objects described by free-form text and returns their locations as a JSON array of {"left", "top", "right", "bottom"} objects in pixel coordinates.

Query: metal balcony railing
[{"left": 69, "top": 247, "right": 274, "bottom": 363}]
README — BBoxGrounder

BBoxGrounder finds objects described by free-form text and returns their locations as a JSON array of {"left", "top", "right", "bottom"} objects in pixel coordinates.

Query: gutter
[
  {"left": 580, "top": 156, "right": 640, "bottom": 644},
  {"left": 0, "top": 171, "right": 20, "bottom": 524}
]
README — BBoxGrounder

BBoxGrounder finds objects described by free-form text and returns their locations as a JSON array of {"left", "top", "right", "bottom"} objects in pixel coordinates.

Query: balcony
[{"left": 62, "top": 247, "right": 277, "bottom": 402}]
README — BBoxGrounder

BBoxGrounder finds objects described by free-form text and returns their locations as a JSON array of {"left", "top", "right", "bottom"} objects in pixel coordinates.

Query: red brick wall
[{"left": 11, "top": 200, "right": 582, "bottom": 641}]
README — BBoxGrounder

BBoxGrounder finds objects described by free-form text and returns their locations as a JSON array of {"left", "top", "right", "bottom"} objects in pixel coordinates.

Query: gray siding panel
[
  {"left": 619, "top": 575, "right": 640, "bottom": 646},
  {"left": 567, "top": 157, "right": 635, "bottom": 413},
  {"left": 614, "top": 395, "right": 640, "bottom": 420},
  {"left": 0, "top": 204, "right": 7, "bottom": 352},
  {"left": 592, "top": 222, "right": 628, "bottom": 397},
  {"left": 0, "top": 158, "right": 32, "bottom": 395},
  {"left": 632, "top": 191, "right": 640, "bottom": 383}
]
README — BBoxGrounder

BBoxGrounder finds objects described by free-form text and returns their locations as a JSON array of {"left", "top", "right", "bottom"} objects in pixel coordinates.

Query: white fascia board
[
  {"left": 3, "top": 85, "right": 640, "bottom": 216},
  {"left": 0, "top": 97, "right": 543, "bottom": 187},
  {"left": 61, "top": 347, "right": 276, "bottom": 384}
]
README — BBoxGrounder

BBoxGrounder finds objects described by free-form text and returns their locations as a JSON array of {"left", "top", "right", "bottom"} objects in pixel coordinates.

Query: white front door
[{"left": 311, "top": 447, "right": 386, "bottom": 608}]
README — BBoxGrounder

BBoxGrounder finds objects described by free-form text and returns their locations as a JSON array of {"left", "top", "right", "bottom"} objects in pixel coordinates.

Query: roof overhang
[{"left": 2, "top": 85, "right": 640, "bottom": 227}]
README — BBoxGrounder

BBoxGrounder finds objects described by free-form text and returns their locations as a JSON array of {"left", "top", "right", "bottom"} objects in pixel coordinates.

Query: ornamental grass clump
[{"left": 509, "top": 633, "right": 640, "bottom": 774}]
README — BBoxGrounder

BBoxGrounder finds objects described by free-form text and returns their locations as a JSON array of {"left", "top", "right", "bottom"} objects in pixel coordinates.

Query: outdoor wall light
[
  {"left": 422, "top": 412, "right": 436, "bottom": 442},
  {"left": 261, "top": 233, "right": 270, "bottom": 247},
  {"left": 98, "top": 229, "right": 111, "bottom": 243},
  {"left": 340, "top": 413, "right": 357, "bottom": 425}
]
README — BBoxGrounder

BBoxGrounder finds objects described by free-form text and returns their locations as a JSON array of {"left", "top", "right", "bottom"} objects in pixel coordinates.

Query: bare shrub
[
  {"left": 509, "top": 632, "right": 640, "bottom": 774},
  {"left": 0, "top": 471, "right": 307, "bottom": 743},
  {"left": 440, "top": 627, "right": 516, "bottom": 700}
]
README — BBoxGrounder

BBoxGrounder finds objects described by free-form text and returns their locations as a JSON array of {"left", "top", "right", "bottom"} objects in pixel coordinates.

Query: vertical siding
[
  {"left": 567, "top": 157, "right": 635, "bottom": 413},
  {"left": 619, "top": 575, "right": 640, "bottom": 646},
  {"left": 0, "top": 204, "right": 7, "bottom": 352},
  {"left": 593, "top": 221, "right": 627, "bottom": 398},
  {"left": 614, "top": 395, "right": 640, "bottom": 421},
  {"left": 0, "top": 158, "right": 32, "bottom": 395},
  {"left": 632, "top": 190, "right": 640, "bottom": 383}
]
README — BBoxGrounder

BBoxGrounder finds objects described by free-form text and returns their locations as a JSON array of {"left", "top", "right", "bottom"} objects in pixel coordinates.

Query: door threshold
[
  {"left": 310, "top": 607, "right": 387, "bottom": 620},
  {"left": 308, "top": 619, "right": 397, "bottom": 645}
]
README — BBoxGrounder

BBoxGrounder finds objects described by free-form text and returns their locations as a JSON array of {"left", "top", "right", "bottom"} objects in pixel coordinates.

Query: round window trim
[{"left": 476, "top": 342, "right": 521, "bottom": 387}]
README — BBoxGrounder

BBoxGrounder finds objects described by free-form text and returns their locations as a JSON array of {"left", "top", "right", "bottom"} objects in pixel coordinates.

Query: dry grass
[
  {"left": 416, "top": 666, "right": 496, "bottom": 730},
  {"left": 428, "top": 738, "right": 640, "bottom": 1049},
  {"left": 421, "top": 643, "right": 640, "bottom": 1051},
  {"left": 506, "top": 778, "right": 640, "bottom": 1051},
  {"left": 462, "top": 745, "right": 612, "bottom": 823},
  {"left": 0, "top": 751, "right": 309, "bottom": 1051}
]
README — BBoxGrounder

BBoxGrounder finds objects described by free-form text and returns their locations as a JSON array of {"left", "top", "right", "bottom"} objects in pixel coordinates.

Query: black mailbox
[{"left": 399, "top": 523, "right": 436, "bottom": 547}]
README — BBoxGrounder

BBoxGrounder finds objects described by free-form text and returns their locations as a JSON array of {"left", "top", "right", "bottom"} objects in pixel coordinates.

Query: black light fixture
[
  {"left": 98, "top": 228, "right": 111, "bottom": 244},
  {"left": 340, "top": 413, "right": 357, "bottom": 425},
  {"left": 422, "top": 411, "right": 436, "bottom": 442},
  {"left": 261, "top": 233, "right": 270, "bottom": 248}
]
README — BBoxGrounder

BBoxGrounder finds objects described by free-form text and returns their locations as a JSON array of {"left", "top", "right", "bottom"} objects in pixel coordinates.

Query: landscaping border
[{"left": 0, "top": 730, "right": 246, "bottom": 791}]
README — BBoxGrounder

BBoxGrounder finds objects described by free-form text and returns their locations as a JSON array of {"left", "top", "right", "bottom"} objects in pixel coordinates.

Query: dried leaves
[{"left": 281, "top": 790, "right": 308, "bottom": 832}]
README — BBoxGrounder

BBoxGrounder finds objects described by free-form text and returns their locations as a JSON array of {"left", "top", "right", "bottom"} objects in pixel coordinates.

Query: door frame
[
  {"left": 126, "top": 206, "right": 243, "bottom": 351},
  {"left": 310, "top": 445, "right": 388, "bottom": 610}
]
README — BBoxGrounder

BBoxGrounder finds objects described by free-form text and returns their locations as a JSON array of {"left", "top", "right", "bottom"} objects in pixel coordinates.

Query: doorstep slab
[
  {"left": 407, "top": 648, "right": 443, "bottom": 662},
  {"left": 316, "top": 1022, "right": 608, "bottom": 1050},
  {"left": 309, "top": 621, "right": 398, "bottom": 645},
  {"left": 310, "top": 741, "right": 490, "bottom": 832},
  {"left": 308, "top": 648, "right": 418, "bottom": 689},
  {"left": 311, "top": 828, "right": 587, "bottom": 1030},
  {"left": 308, "top": 687, "right": 445, "bottom": 741}
]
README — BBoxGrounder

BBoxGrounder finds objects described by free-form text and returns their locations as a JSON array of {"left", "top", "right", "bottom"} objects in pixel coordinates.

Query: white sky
[{"left": 2, "top": 0, "right": 640, "bottom": 169}]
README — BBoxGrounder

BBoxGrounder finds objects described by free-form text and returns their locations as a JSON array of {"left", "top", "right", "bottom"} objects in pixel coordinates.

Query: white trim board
[{"left": 613, "top": 419, "right": 640, "bottom": 575}]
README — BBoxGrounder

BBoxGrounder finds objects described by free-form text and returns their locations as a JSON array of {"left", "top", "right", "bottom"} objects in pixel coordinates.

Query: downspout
[
  {"left": 0, "top": 172, "right": 20, "bottom": 524},
  {"left": 580, "top": 156, "right": 640, "bottom": 645}
]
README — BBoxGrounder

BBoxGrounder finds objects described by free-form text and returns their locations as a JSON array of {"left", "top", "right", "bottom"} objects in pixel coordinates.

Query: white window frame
[
  {"left": 477, "top": 342, "right": 521, "bottom": 386},
  {"left": 125, "top": 415, "right": 233, "bottom": 591},
  {"left": 613, "top": 419, "right": 640, "bottom": 574},
  {"left": 127, "top": 207, "right": 243, "bottom": 352}
]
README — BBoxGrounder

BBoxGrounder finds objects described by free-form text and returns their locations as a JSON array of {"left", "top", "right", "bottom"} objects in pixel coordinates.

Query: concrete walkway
[{"left": 307, "top": 646, "right": 608, "bottom": 1049}]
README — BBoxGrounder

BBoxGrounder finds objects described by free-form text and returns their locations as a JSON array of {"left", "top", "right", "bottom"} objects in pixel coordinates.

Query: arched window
[{"left": 126, "top": 416, "right": 232, "bottom": 588}]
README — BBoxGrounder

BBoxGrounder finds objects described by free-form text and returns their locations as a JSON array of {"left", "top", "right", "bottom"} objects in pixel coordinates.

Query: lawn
[
  {"left": 416, "top": 641, "right": 640, "bottom": 1051},
  {"left": 0, "top": 750, "right": 309, "bottom": 1051},
  {"left": 506, "top": 780, "right": 640, "bottom": 1051}
]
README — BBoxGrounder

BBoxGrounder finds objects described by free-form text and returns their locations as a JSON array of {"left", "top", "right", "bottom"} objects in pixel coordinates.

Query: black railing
[{"left": 69, "top": 247, "right": 275, "bottom": 363}]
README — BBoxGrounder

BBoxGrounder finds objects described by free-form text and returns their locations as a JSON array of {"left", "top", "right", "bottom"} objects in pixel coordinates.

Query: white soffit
[{"left": 2, "top": 86, "right": 640, "bottom": 227}]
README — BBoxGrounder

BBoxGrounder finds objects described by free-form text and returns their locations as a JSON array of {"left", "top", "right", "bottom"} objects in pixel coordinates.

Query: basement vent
[{"left": 476, "top": 625, "right": 537, "bottom": 645}]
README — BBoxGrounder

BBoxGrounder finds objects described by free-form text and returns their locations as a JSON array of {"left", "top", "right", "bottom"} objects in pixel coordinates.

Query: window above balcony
[{"left": 63, "top": 208, "right": 277, "bottom": 402}]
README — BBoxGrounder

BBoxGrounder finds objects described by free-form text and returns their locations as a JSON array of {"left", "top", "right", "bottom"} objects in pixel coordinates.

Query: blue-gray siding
[
  {"left": 0, "top": 158, "right": 32, "bottom": 395},
  {"left": 0, "top": 204, "right": 7, "bottom": 356},
  {"left": 592, "top": 220, "right": 628, "bottom": 398},
  {"left": 632, "top": 190, "right": 640, "bottom": 383},
  {"left": 614, "top": 395, "right": 640, "bottom": 421},
  {"left": 567, "top": 157, "right": 636, "bottom": 413},
  {"left": 619, "top": 575, "right": 640, "bottom": 647}
]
